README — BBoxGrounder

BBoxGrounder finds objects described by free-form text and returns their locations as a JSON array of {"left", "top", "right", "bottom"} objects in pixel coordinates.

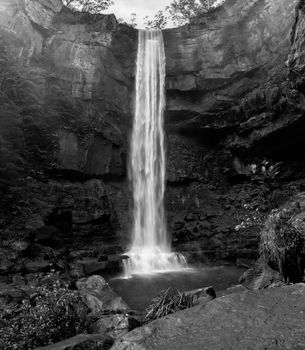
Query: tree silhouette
[
  {"left": 166, "top": 0, "right": 218, "bottom": 26},
  {"left": 63, "top": 0, "right": 114, "bottom": 14},
  {"left": 143, "top": 11, "right": 168, "bottom": 30}
]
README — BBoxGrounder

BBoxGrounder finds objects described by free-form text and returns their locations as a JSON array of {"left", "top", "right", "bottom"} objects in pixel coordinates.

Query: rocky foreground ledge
[{"left": 111, "top": 284, "right": 305, "bottom": 350}]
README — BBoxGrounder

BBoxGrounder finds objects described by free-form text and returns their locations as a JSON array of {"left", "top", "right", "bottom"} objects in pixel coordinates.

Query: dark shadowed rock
[
  {"left": 111, "top": 284, "right": 305, "bottom": 350},
  {"left": 31, "top": 225, "right": 63, "bottom": 248},
  {"left": 76, "top": 275, "right": 129, "bottom": 314},
  {"left": 25, "top": 259, "right": 53, "bottom": 273}
]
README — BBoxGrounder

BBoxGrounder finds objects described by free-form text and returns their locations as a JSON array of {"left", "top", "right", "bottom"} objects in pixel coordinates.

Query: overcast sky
[
  {"left": 104, "top": 0, "right": 224, "bottom": 28},
  {"left": 104, "top": 0, "right": 174, "bottom": 27}
]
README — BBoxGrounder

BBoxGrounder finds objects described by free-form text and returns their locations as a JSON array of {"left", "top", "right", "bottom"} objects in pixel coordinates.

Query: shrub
[
  {"left": 260, "top": 207, "right": 305, "bottom": 283},
  {"left": 248, "top": 160, "right": 282, "bottom": 185},
  {"left": 0, "top": 273, "right": 87, "bottom": 350},
  {"left": 144, "top": 288, "right": 194, "bottom": 323}
]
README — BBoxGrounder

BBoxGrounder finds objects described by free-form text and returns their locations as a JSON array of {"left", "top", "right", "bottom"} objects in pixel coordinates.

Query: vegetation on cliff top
[
  {"left": 63, "top": 0, "right": 114, "bottom": 13},
  {"left": 62, "top": 0, "right": 220, "bottom": 28}
]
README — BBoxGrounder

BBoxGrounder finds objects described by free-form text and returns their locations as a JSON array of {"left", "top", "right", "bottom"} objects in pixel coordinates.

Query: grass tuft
[
  {"left": 260, "top": 207, "right": 305, "bottom": 283},
  {"left": 144, "top": 288, "right": 195, "bottom": 323}
]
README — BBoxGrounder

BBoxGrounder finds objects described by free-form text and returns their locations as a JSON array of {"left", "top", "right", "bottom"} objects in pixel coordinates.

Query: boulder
[
  {"left": 25, "top": 259, "right": 53, "bottom": 274},
  {"left": 239, "top": 257, "right": 282, "bottom": 290},
  {"left": 34, "top": 334, "right": 113, "bottom": 350},
  {"left": 91, "top": 314, "right": 130, "bottom": 339},
  {"left": 185, "top": 286, "right": 216, "bottom": 304},
  {"left": 111, "top": 284, "right": 305, "bottom": 350},
  {"left": 76, "top": 276, "right": 135, "bottom": 340},
  {"left": 76, "top": 275, "right": 129, "bottom": 314}
]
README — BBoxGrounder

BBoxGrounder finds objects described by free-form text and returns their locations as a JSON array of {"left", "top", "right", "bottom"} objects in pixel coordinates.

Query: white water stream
[{"left": 124, "top": 29, "right": 187, "bottom": 277}]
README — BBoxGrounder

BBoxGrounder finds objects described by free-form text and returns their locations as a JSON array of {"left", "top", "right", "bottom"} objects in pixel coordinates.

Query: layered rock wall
[{"left": 0, "top": 0, "right": 302, "bottom": 264}]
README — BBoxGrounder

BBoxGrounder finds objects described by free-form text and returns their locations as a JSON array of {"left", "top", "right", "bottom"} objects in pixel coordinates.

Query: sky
[
  {"left": 104, "top": 0, "right": 224, "bottom": 28},
  {"left": 104, "top": 0, "right": 174, "bottom": 28}
]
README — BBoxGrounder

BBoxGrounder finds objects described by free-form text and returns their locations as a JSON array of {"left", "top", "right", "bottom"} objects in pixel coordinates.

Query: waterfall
[{"left": 124, "top": 29, "right": 187, "bottom": 277}]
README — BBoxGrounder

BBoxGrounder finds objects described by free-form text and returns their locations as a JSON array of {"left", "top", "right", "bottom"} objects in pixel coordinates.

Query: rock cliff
[{"left": 0, "top": 0, "right": 304, "bottom": 267}]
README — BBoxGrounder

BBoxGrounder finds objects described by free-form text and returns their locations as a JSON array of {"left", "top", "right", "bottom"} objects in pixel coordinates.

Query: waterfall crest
[{"left": 124, "top": 29, "right": 187, "bottom": 277}]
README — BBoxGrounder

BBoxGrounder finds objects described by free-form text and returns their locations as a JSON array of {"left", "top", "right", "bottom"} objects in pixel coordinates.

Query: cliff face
[
  {"left": 0, "top": 0, "right": 302, "bottom": 265},
  {"left": 163, "top": 0, "right": 299, "bottom": 185},
  {"left": 164, "top": 0, "right": 296, "bottom": 120},
  {"left": 0, "top": 0, "right": 137, "bottom": 252},
  {"left": 289, "top": 1, "right": 305, "bottom": 93},
  {"left": 0, "top": 0, "right": 137, "bottom": 178}
]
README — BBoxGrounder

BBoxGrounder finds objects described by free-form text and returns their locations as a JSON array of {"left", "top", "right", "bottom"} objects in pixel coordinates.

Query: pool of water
[{"left": 106, "top": 266, "right": 245, "bottom": 311}]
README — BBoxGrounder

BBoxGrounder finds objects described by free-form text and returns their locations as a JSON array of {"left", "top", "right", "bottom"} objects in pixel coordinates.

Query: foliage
[
  {"left": 144, "top": 288, "right": 195, "bottom": 323},
  {"left": 248, "top": 160, "right": 282, "bottom": 185},
  {"left": 260, "top": 207, "right": 305, "bottom": 283},
  {"left": 63, "top": 0, "right": 114, "bottom": 14},
  {"left": 128, "top": 13, "right": 137, "bottom": 28},
  {"left": 0, "top": 273, "right": 87, "bottom": 350},
  {"left": 166, "top": 0, "right": 217, "bottom": 26},
  {"left": 235, "top": 204, "right": 266, "bottom": 231},
  {"left": 143, "top": 11, "right": 168, "bottom": 29}
]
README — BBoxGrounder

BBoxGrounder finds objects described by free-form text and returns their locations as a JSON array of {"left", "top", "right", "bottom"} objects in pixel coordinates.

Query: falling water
[{"left": 124, "top": 29, "right": 187, "bottom": 277}]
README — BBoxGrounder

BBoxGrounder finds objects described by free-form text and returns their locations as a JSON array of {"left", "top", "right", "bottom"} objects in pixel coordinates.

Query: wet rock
[
  {"left": 111, "top": 284, "right": 305, "bottom": 350},
  {"left": 76, "top": 275, "right": 129, "bottom": 314}
]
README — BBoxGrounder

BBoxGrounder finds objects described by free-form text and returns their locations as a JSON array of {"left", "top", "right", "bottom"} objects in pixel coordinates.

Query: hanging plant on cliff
[
  {"left": 63, "top": 0, "right": 114, "bottom": 14},
  {"left": 260, "top": 207, "right": 305, "bottom": 283}
]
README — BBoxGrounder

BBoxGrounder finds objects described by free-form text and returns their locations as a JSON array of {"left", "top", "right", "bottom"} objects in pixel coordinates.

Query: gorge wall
[{"left": 0, "top": 0, "right": 304, "bottom": 270}]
